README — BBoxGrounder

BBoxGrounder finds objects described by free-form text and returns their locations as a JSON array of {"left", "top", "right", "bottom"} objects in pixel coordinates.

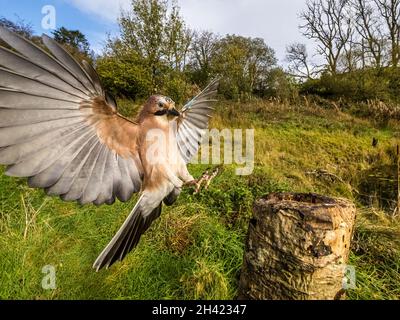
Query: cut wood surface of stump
[{"left": 238, "top": 193, "right": 356, "bottom": 300}]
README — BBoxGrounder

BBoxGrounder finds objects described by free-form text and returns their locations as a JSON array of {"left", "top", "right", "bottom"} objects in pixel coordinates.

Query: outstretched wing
[
  {"left": 0, "top": 27, "right": 142, "bottom": 206},
  {"left": 175, "top": 79, "right": 219, "bottom": 163}
]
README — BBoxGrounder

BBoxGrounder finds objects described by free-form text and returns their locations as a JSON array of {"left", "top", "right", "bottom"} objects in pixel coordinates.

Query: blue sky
[
  {"left": 0, "top": 0, "right": 119, "bottom": 52},
  {"left": 0, "top": 0, "right": 313, "bottom": 63}
]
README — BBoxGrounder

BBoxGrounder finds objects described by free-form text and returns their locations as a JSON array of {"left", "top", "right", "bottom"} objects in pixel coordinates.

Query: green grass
[{"left": 0, "top": 99, "right": 399, "bottom": 299}]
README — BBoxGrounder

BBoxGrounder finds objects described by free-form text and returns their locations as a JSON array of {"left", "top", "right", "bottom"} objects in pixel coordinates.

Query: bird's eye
[{"left": 158, "top": 102, "right": 164, "bottom": 108}]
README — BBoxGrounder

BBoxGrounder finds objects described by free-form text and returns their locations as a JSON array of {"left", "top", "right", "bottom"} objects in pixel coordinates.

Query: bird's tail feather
[{"left": 93, "top": 195, "right": 162, "bottom": 271}]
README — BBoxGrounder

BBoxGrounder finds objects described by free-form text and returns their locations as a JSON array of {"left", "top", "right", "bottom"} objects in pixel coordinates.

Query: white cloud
[
  {"left": 65, "top": 0, "right": 130, "bottom": 22},
  {"left": 178, "top": 0, "right": 314, "bottom": 63},
  {"left": 65, "top": 0, "right": 316, "bottom": 62}
]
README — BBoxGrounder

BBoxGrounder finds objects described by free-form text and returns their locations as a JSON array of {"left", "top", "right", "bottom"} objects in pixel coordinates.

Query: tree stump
[{"left": 238, "top": 193, "right": 356, "bottom": 300}]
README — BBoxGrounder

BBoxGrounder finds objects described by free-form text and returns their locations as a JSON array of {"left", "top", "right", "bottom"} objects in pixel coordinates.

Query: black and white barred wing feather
[{"left": 175, "top": 79, "right": 219, "bottom": 163}]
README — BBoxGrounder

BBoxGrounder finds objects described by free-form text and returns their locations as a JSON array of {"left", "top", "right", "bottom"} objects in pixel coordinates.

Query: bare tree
[
  {"left": 286, "top": 43, "right": 314, "bottom": 79},
  {"left": 190, "top": 30, "right": 219, "bottom": 85},
  {"left": 0, "top": 17, "right": 33, "bottom": 38},
  {"left": 337, "top": 44, "right": 366, "bottom": 72},
  {"left": 341, "top": 22, "right": 359, "bottom": 72},
  {"left": 352, "top": 0, "right": 385, "bottom": 67},
  {"left": 0, "top": 17, "right": 36, "bottom": 49},
  {"left": 191, "top": 31, "right": 218, "bottom": 71},
  {"left": 164, "top": 1, "right": 193, "bottom": 72},
  {"left": 374, "top": 0, "right": 400, "bottom": 67},
  {"left": 300, "top": 0, "right": 353, "bottom": 74}
]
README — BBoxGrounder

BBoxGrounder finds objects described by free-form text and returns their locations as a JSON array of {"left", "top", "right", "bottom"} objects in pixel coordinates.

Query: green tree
[
  {"left": 52, "top": 27, "right": 93, "bottom": 62},
  {"left": 117, "top": 0, "right": 191, "bottom": 88},
  {"left": 102, "top": 0, "right": 193, "bottom": 102},
  {"left": 263, "top": 67, "right": 298, "bottom": 100},
  {"left": 118, "top": 0, "right": 166, "bottom": 88},
  {"left": 211, "top": 35, "right": 277, "bottom": 99},
  {"left": 96, "top": 51, "right": 152, "bottom": 100}
]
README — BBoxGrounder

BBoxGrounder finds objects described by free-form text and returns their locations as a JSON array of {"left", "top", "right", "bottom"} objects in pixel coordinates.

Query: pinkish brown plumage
[{"left": 0, "top": 25, "right": 219, "bottom": 270}]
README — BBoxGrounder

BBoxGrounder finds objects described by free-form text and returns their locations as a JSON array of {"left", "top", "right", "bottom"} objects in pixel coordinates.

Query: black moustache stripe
[
  {"left": 154, "top": 110, "right": 168, "bottom": 116},
  {"left": 154, "top": 109, "right": 180, "bottom": 116}
]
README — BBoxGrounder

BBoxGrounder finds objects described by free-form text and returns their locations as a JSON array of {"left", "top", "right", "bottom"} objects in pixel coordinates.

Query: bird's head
[{"left": 143, "top": 95, "right": 180, "bottom": 120}]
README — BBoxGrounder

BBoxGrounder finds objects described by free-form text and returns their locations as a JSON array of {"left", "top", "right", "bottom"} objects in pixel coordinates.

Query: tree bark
[{"left": 238, "top": 193, "right": 356, "bottom": 300}]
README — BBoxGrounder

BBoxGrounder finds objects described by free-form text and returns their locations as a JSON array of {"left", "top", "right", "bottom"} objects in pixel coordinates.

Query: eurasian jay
[{"left": 0, "top": 26, "right": 219, "bottom": 271}]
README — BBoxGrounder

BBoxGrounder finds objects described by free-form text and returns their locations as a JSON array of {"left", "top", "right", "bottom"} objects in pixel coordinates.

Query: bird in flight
[{"left": 0, "top": 26, "right": 219, "bottom": 271}]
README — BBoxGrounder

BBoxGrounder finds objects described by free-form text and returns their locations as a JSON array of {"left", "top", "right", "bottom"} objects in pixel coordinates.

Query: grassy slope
[{"left": 0, "top": 100, "right": 399, "bottom": 300}]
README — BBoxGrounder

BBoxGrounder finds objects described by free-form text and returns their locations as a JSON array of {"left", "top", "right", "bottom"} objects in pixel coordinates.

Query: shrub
[
  {"left": 96, "top": 53, "right": 152, "bottom": 100},
  {"left": 301, "top": 67, "right": 400, "bottom": 103}
]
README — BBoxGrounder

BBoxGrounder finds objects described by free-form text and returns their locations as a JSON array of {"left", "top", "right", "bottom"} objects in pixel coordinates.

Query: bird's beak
[{"left": 167, "top": 108, "right": 180, "bottom": 117}]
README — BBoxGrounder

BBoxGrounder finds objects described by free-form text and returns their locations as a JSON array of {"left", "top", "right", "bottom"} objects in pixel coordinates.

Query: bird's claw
[{"left": 185, "top": 167, "right": 220, "bottom": 194}]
